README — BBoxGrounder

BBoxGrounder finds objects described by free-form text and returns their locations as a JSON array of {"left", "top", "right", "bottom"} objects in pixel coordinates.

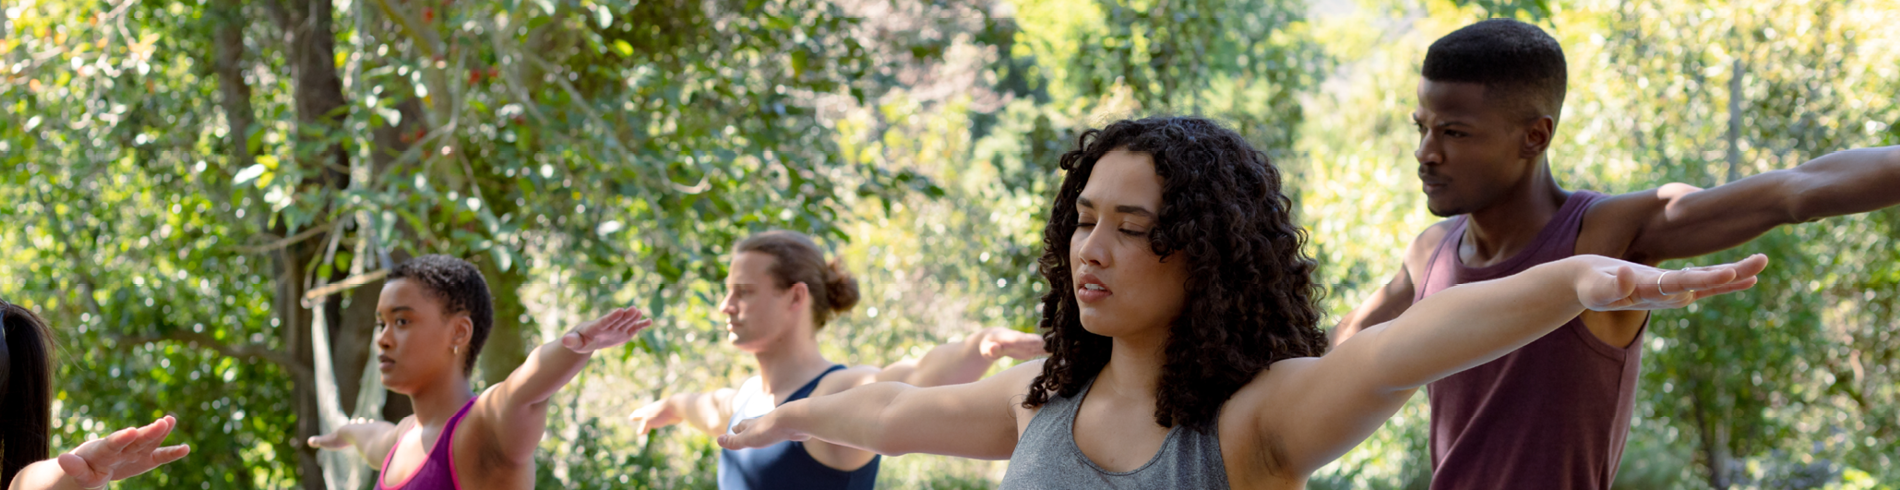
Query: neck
[
  {"left": 751, "top": 326, "right": 833, "bottom": 398},
  {"left": 1096, "top": 326, "right": 1165, "bottom": 417},
  {"left": 407, "top": 372, "right": 476, "bottom": 429},
  {"left": 1462, "top": 159, "right": 1569, "bottom": 264}
]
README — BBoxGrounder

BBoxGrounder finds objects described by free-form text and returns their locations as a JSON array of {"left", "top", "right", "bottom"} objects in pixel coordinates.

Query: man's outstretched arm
[{"left": 1621, "top": 145, "right": 1900, "bottom": 262}]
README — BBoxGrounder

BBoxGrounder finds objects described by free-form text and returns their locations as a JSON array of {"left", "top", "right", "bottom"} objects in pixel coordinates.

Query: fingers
[
  {"left": 124, "top": 416, "right": 175, "bottom": 456},
  {"left": 152, "top": 444, "right": 192, "bottom": 466}
]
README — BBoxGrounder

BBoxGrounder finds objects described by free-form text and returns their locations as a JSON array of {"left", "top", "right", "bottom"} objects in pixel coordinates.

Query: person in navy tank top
[
  {"left": 626, "top": 230, "right": 1049, "bottom": 490},
  {"left": 716, "top": 117, "right": 1766, "bottom": 490},
  {"left": 307, "top": 255, "right": 655, "bottom": 490},
  {"left": 1330, "top": 19, "right": 1900, "bottom": 490}
]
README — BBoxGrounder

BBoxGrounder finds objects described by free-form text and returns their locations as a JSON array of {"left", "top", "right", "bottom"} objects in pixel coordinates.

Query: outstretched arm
[
  {"left": 306, "top": 418, "right": 402, "bottom": 470},
  {"left": 9, "top": 416, "right": 191, "bottom": 490},
  {"left": 718, "top": 360, "right": 1042, "bottom": 460},
  {"left": 468, "top": 307, "right": 651, "bottom": 463},
  {"left": 1264, "top": 254, "right": 1767, "bottom": 474},
  {"left": 1622, "top": 145, "right": 1900, "bottom": 262},
  {"left": 628, "top": 388, "right": 737, "bottom": 438},
  {"left": 876, "top": 327, "right": 1046, "bottom": 386}
]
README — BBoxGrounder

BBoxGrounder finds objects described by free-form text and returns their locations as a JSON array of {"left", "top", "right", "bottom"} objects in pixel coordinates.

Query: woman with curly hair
[{"left": 716, "top": 116, "right": 1766, "bottom": 488}]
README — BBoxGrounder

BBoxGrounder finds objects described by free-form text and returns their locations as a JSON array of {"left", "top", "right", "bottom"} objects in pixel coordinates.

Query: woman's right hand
[
  {"left": 1573, "top": 253, "right": 1768, "bottom": 311},
  {"left": 54, "top": 416, "right": 191, "bottom": 489},
  {"left": 628, "top": 399, "right": 682, "bottom": 435},
  {"left": 305, "top": 417, "right": 397, "bottom": 456}
]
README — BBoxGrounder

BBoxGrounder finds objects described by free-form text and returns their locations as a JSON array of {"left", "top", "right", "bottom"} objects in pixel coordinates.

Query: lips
[
  {"left": 1420, "top": 176, "right": 1448, "bottom": 194},
  {"left": 378, "top": 354, "right": 394, "bottom": 372},
  {"left": 1076, "top": 272, "right": 1112, "bottom": 303}
]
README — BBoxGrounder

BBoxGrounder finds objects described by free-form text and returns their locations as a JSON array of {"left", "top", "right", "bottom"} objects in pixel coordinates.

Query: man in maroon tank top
[{"left": 1328, "top": 19, "right": 1900, "bottom": 490}]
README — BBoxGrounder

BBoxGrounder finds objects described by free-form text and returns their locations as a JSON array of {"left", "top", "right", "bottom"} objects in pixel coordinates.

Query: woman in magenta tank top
[{"left": 305, "top": 255, "right": 654, "bottom": 490}]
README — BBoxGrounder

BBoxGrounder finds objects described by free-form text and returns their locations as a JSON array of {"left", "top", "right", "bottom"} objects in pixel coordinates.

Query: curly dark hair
[
  {"left": 390, "top": 255, "right": 494, "bottom": 375},
  {"left": 1022, "top": 116, "right": 1329, "bottom": 431}
]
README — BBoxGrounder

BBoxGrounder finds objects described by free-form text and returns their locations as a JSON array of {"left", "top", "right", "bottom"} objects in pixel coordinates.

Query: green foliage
[{"left": 3, "top": 0, "right": 1896, "bottom": 488}]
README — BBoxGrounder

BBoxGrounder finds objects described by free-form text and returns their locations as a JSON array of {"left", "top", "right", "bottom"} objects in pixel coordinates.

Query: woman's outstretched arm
[
  {"left": 718, "top": 359, "right": 1043, "bottom": 460},
  {"left": 467, "top": 307, "right": 652, "bottom": 464},
  {"left": 1259, "top": 254, "right": 1767, "bottom": 474}
]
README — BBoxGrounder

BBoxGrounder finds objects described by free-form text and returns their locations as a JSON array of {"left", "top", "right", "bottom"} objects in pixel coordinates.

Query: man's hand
[
  {"left": 1576, "top": 254, "right": 1767, "bottom": 311},
  {"left": 54, "top": 416, "right": 191, "bottom": 489},
  {"left": 560, "top": 307, "right": 653, "bottom": 354}
]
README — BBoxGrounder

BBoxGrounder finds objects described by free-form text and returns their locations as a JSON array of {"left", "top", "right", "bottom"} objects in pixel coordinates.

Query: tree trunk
[
  {"left": 1691, "top": 383, "right": 1732, "bottom": 489},
  {"left": 210, "top": 0, "right": 254, "bottom": 172},
  {"left": 265, "top": 0, "right": 353, "bottom": 487},
  {"left": 475, "top": 258, "right": 531, "bottom": 388}
]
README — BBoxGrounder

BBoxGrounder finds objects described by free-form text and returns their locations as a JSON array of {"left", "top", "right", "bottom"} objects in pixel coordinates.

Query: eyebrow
[
  {"left": 1076, "top": 197, "right": 1156, "bottom": 219},
  {"left": 381, "top": 306, "right": 414, "bottom": 315},
  {"left": 1411, "top": 114, "right": 1472, "bottom": 129}
]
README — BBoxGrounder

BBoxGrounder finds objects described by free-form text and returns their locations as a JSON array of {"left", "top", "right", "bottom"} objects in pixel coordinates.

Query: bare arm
[
  {"left": 876, "top": 327, "right": 1046, "bottom": 386},
  {"left": 628, "top": 388, "right": 737, "bottom": 438},
  {"left": 306, "top": 418, "right": 402, "bottom": 470},
  {"left": 1624, "top": 145, "right": 1900, "bottom": 262},
  {"left": 1330, "top": 265, "right": 1414, "bottom": 346},
  {"left": 1266, "top": 254, "right": 1768, "bottom": 473},
  {"left": 1332, "top": 221, "right": 1450, "bottom": 346},
  {"left": 468, "top": 307, "right": 651, "bottom": 463},
  {"left": 9, "top": 416, "right": 190, "bottom": 490},
  {"left": 718, "top": 360, "right": 1043, "bottom": 460}
]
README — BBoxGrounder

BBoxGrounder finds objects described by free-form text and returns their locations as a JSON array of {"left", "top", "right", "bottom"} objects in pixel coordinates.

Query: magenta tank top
[
  {"left": 377, "top": 396, "right": 477, "bottom": 490},
  {"left": 1414, "top": 191, "right": 1643, "bottom": 490}
]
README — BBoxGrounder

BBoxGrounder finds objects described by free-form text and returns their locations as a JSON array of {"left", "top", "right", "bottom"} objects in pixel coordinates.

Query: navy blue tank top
[{"left": 718, "top": 365, "right": 879, "bottom": 490}]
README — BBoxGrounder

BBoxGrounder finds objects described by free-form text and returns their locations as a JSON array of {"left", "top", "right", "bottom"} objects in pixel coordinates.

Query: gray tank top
[{"left": 998, "top": 377, "right": 1231, "bottom": 490}]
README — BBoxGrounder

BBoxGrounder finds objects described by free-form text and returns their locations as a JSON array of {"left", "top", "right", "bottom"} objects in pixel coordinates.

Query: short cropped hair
[
  {"left": 1422, "top": 19, "right": 1568, "bottom": 124},
  {"left": 389, "top": 255, "right": 493, "bottom": 375}
]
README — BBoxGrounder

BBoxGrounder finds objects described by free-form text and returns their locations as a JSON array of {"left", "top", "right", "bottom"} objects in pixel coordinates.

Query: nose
[
  {"left": 720, "top": 292, "right": 739, "bottom": 316},
  {"left": 375, "top": 324, "right": 394, "bottom": 351},
  {"left": 1075, "top": 224, "right": 1111, "bottom": 270},
  {"left": 1415, "top": 132, "right": 1442, "bottom": 168}
]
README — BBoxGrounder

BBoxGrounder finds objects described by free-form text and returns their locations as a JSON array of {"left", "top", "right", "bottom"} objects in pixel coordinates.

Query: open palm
[
  {"left": 1578, "top": 254, "right": 1768, "bottom": 312},
  {"left": 55, "top": 415, "right": 191, "bottom": 489},
  {"left": 560, "top": 307, "right": 653, "bottom": 354}
]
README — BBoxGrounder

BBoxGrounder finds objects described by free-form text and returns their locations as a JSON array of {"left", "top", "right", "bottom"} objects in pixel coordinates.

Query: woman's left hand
[
  {"left": 1576, "top": 254, "right": 1768, "bottom": 312},
  {"left": 560, "top": 307, "right": 653, "bottom": 354}
]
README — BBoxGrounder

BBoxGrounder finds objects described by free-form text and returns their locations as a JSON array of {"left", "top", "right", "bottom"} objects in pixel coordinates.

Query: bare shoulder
[
  {"left": 1226, "top": 357, "right": 1323, "bottom": 414},
  {"left": 1217, "top": 357, "right": 1323, "bottom": 479},
  {"left": 1401, "top": 219, "right": 1459, "bottom": 282},
  {"left": 1410, "top": 219, "right": 1458, "bottom": 259},
  {"left": 813, "top": 365, "right": 886, "bottom": 397},
  {"left": 1579, "top": 186, "right": 1694, "bottom": 261}
]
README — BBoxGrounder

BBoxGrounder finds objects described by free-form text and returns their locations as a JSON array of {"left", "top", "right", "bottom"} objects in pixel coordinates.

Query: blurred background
[{"left": 1, "top": 0, "right": 1895, "bottom": 487}]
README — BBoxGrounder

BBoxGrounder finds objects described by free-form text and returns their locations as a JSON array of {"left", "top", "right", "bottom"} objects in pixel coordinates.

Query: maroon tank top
[
  {"left": 1414, "top": 191, "right": 1643, "bottom": 490},
  {"left": 377, "top": 396, "right": 477, "bottom": 490}
]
